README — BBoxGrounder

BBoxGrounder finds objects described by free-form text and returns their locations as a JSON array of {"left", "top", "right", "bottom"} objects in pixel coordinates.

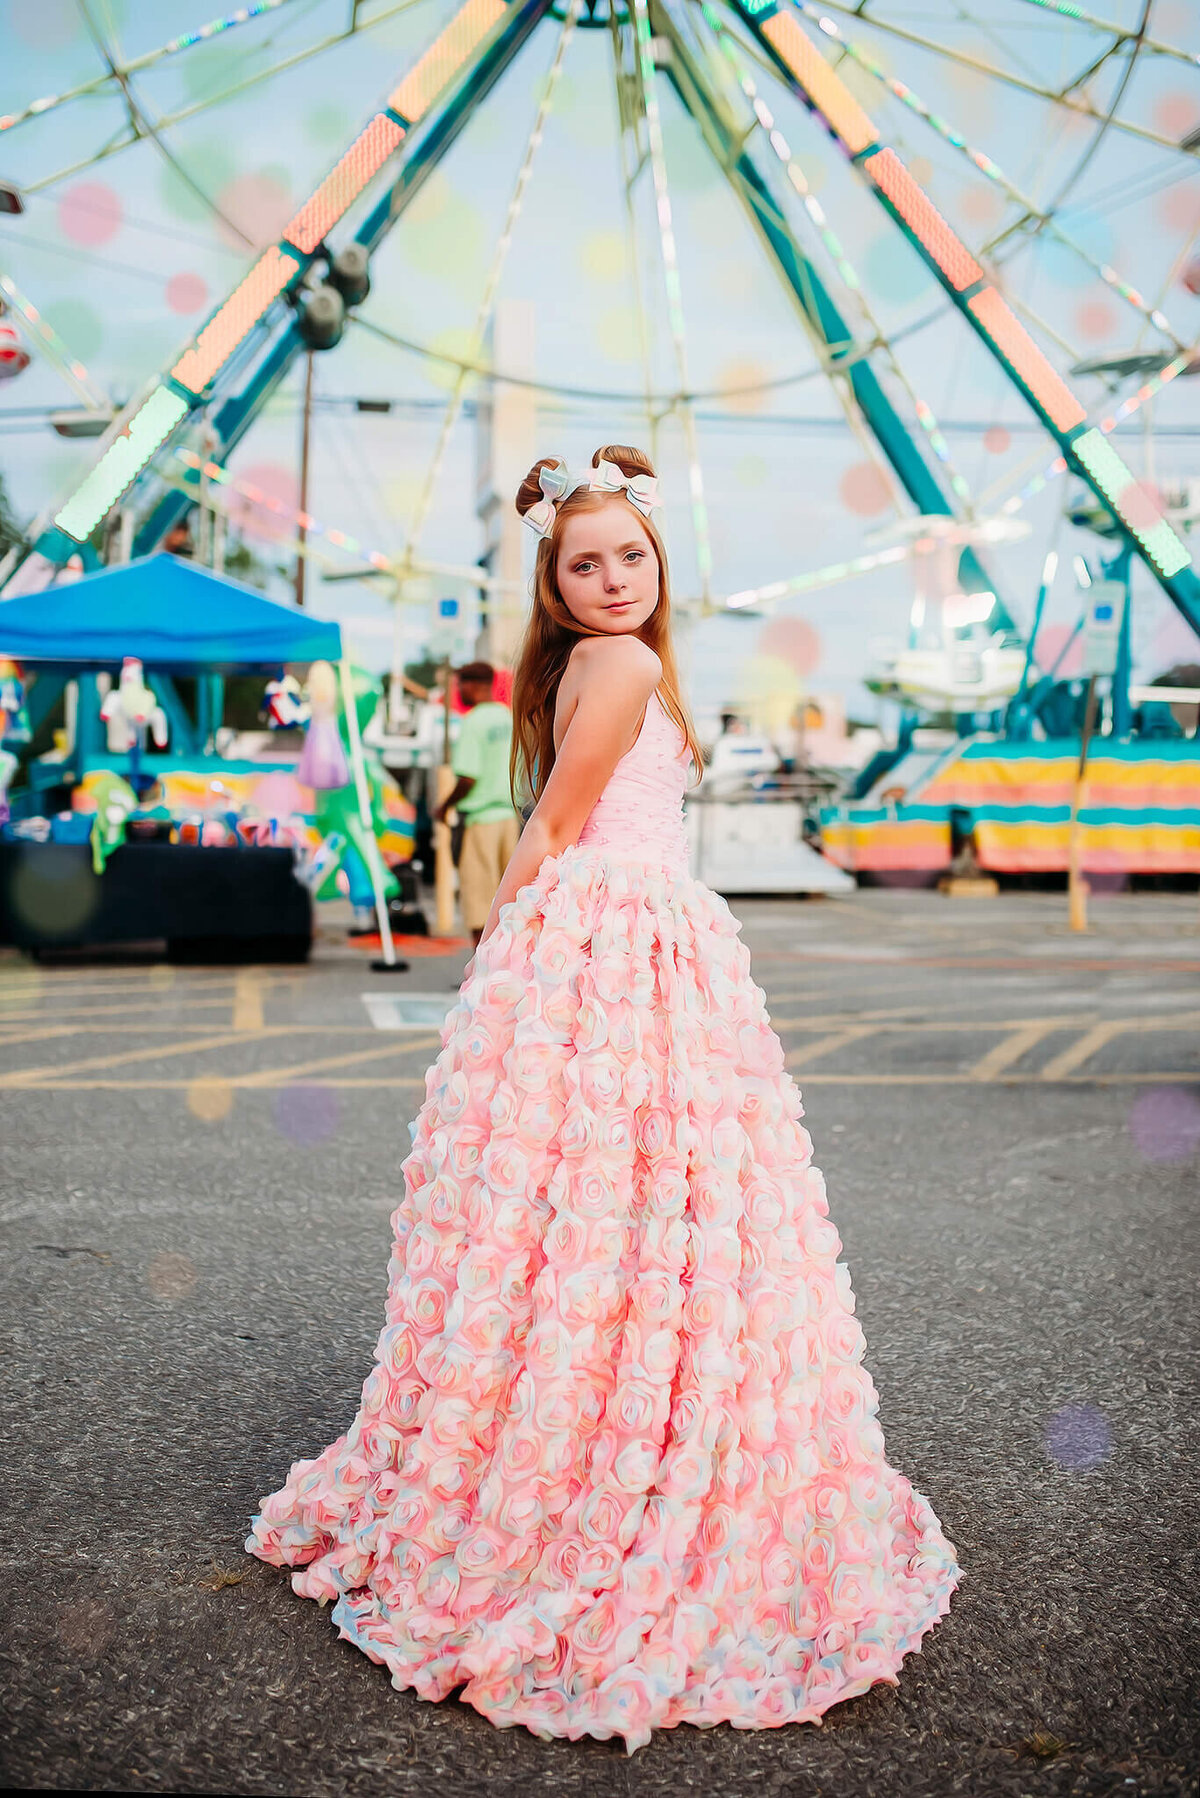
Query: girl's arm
[{"left": 476, "top": 636, "right": 662, "bottom": 947}]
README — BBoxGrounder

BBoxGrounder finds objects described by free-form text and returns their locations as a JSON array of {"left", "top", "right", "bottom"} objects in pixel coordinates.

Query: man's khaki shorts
[{"left": 458, "top": 813, "right": 522, "bottom": 931}]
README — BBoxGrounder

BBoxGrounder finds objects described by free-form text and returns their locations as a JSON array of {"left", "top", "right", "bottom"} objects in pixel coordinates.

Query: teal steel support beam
[
  {"left": 655, "top": 0, "right": 1012, "bottom": 624},
  {"left": 727, "top": 0, "right": 1200, "bottom": 636}
]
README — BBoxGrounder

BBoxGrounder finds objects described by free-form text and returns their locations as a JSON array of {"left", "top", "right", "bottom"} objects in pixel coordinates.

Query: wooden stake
[
  {"left": 434, "top": 656, "right": 457, "bottom": 937},
  {"left": 1067, "top": 674, "right": 1098, "bottom": 933}
]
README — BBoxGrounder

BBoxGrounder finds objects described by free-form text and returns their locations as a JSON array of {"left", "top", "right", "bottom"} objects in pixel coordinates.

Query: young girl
[{"left": 247, "top": 443, "right": 962, "bottom": 1754}]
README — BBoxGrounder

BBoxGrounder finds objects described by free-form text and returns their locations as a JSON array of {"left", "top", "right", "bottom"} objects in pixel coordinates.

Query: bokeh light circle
[
  {"left": 1116, "top": 479, "right": 1167, "bottom": 536},
  {"left": 761, "top": 614, "right": 822, "bottom": 677},
  {"left": 982, "top": 425, "right": 1011, "bottom": 455},
  {"left": 594, "top": 304, "right": 640, "bottom": 365},
  {"left": 1128, "top": 1087, "right": 1200, "bottom": 1163},
  {"left": 1044, "top": 1403, "right": 1110, "bottom": 1471},
  {"left": 225, "top": 460, "right": 300, "bottom": 544},
  {"left": 716, "top": 359, "right": 770, "bottom": 417},
  {"left": 214, "top": 171, "right": 293, "bottom": 252},
  {"left": 58, "top": 1598, "right": 113, "bottom": 1660},
  {"left": 10, "top": 0, "right": 87, "bottom": 50},
  {"left": 1033, "top": 621, "right": 1083, "bottom": 680},
  {"left": 160, "top": 144, "right": 237, "bottom": 222},
  {"left": 1153, "top": 92, "right": 1200, "bottom": 141},
  {"left": 57, "top": 182, "right": 122, "bottom": 248},
  {"left": 736, "top": 650, "right": 805, "bottom": 736},
  {"left": 1160, "top": 184, "right": 1200, "bottom": 235},
  {"left": 1075, "top": 297, "right": 1118, "bottom": 342},
  {"left": 402, "top": 174, "right": 485, "bottom": 285},
  {"left": 11, "top": 847, "right": 100, "bottom": 938},
  {"left": 424, "top": 326, "right": 480, "bottom": 394},
  {"left": 734, "top": 454, "right": 770, "bottom": 488},
  {"left": 308, "top": 104, "right": 354, "bottom": 146},
  {"left": 839, "top": 460, "right": 892, "bottom": 517},
  {"left": 147, "top": 1251, "right": 197, "bottom": 1300},
  {"left": 958, "top": 183, "right": 1004, "bottom": 229},
  {"left": 580, "top": 232, "right": 628, "bottom": 283},
  {"left": 187, "top": 1076, "right": 234, "bottom": 1123},
  {"left": 166, "top": 272, "right": 209, "bottom": 316},
  {"left": 273, "top": 1083, "right": 339, "bottom": 1147}
]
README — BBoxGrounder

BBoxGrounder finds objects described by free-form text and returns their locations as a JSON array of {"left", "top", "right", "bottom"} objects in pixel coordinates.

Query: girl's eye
[{"left": 624, "top": 551, "right": 644, "bottom": 563}]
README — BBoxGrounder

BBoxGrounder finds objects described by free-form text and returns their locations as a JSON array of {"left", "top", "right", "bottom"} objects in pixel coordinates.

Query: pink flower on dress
[{"left": 574, "top": 1168, "right": 617, "bottom": 1221}]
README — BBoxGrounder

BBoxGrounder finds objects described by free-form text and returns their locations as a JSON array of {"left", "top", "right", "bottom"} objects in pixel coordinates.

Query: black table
[{"left": 0, "top": 840, "right": 312, "bottom": 962}]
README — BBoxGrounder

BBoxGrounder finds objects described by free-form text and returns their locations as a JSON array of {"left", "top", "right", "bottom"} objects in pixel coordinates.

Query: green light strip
[
  {"left": 998, "top": 352, "right": 1193, "bottom": 517},
  {"left": 1071, "top": 427, "right": 1192, "bottom": 579},
  {"left": 726, "top": 543, "right": 909, "bottom": 609},
  {"left": 55, "top": 386, "right": 189, "bottom": 543}
]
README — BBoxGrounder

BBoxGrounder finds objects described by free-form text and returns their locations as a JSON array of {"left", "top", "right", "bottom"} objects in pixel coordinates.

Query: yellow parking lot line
[
  {"left": 784, "top": 1025, "right": 876, "bottom": 1070},
  {"left": 0, "top": 1025, "right": 83, "bottom": 1051},
  {"left": 0, "top": 1069, "right": 1195, "bottom": 1093},
  {"left": 1040, "top": 1015, "right": 1200, "bottom": 1081},
  {"left": 967, "top": 1021, "right": 1064, "bottom": 1081},
  {"left": 0, "top": 996, "right": 237, "bottom": 1026},
  {"left": 233, "top": 970, "right": 265, "bottom": 1032},
  {"left": 235, "top": 1035, "right": 441, "bottom": 1086},
  {"left": 0, "top": 1029, "right": 261, "bottom": 1086}
]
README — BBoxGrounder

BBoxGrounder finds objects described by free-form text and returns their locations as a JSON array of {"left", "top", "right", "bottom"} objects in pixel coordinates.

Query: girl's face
[{"left": 555, "top": 500, "right": 659, "bottom": 636}]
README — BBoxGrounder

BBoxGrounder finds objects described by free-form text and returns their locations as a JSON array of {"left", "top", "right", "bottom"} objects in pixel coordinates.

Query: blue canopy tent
[
  {"left": 0, "top": 552, "right": 342, "bottom": 671},
  {"left": 0, "top": 554, "right": 399, "bottom": 962}
]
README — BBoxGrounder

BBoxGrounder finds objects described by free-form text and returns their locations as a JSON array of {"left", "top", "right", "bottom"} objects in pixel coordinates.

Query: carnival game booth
[
  {"left": 0, "top": 553, "right": 388, "bottom": 959},
  {"left": 819, "top": 734, "right": 1200, "bottom": 887}
]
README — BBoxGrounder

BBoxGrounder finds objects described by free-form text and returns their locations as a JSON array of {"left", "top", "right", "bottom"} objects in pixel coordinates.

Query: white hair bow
[
  {"left": 521, "top": 456, "right": 661, "bottom": 540},
  {"left": 588, "top": 457, "right": 661, "bottom": 520},
  {"left": 523, "top": 459, "right": 571, "bottom": 540}
]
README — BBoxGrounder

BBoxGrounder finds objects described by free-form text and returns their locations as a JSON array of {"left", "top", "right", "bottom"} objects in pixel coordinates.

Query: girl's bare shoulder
[
  {"left": 554, "top": 636, "right": 661, "bottom": 752},
  {"left": 570, "top": 633, "right": 661, "bottom": 686}
]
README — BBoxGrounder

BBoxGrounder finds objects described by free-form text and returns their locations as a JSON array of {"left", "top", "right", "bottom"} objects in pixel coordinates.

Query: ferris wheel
[{"left": 1, "top": 0, "right": 1198, "bottom": 699}]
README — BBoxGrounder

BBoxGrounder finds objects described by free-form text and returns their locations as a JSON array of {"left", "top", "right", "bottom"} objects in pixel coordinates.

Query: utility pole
[
  {"left": 434, "top": 654, "right": 457, "bottom": 938},
  {"left": 294, "top": 351, "right": 314, "bottom": 609},
  {"left": 1066, "top": 675, "right": 1099, "bottom": 933}
]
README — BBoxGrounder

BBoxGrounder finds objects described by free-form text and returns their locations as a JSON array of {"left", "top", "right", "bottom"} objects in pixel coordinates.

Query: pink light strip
[
  {"left": 282, "top": 113, "right": 405, "bottom": 253},
  {"left": 171, "top": 245, "right": 300, "bottom": 395}
]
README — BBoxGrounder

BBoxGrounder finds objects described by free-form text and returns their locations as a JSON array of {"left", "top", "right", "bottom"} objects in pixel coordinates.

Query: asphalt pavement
[{"left": 1, "top": 885, "right": 1197, "bottom": 1797}]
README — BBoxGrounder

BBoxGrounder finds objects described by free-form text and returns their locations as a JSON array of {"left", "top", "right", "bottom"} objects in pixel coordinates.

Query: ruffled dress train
[{"left": 246, "top": 690, "right": 962, "bottom": 1752}]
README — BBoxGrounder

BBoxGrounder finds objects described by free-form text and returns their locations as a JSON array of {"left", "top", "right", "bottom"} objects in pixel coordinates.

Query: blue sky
[{"left": 2, "top": 0, "right": 1199, "bottom": 725}]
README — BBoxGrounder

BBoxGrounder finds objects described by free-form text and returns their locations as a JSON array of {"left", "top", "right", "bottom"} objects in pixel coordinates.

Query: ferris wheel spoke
[
  {"left": 798, "top": 0, "right": 1199, "bottom": 158},
  {"left": 1008, "top": 0, "right": 1200, "bottom": 71},
  {"left": 399, "top": 0, "right": 584, "bottom": 563},
  {"left": 0, "top": 0, "right": 304, "bottom": 135},
  {"left": 77, "top": 0, "right": 258, "bottom": 248},
  {"left": 773, "top": 2, "right": 1188, "bottom": 349},
  {"left": 702, "top": 2, "right": 976, "bottom": 511},
  {"left": 15, "top": 0, "right": 434, "bottom": 195}
]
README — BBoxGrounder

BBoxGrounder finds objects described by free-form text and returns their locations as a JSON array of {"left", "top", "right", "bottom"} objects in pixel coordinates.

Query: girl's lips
[{"left": 607, "top": 601, "right": 633, "bottom": 610}]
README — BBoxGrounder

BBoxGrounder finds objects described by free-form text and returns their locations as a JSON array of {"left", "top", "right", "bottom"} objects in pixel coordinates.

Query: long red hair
[{"left": 507, "top": 442, "right": 703, "bottom": 808}]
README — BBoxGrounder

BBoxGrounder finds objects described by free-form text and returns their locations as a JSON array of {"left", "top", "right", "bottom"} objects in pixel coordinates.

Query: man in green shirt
[{"left": 435, "top": 662, "right": 521, "bottom": 945}]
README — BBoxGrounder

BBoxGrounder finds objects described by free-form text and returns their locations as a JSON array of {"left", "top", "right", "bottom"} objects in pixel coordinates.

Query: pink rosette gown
[{"left": 246, "top": 688, "right": 962, "bottom": 1753}]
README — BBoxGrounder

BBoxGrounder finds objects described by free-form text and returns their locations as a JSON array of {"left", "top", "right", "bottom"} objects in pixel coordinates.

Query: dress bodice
[{"left": 576, "top": 687, "right": 691, "bottom": 877}]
